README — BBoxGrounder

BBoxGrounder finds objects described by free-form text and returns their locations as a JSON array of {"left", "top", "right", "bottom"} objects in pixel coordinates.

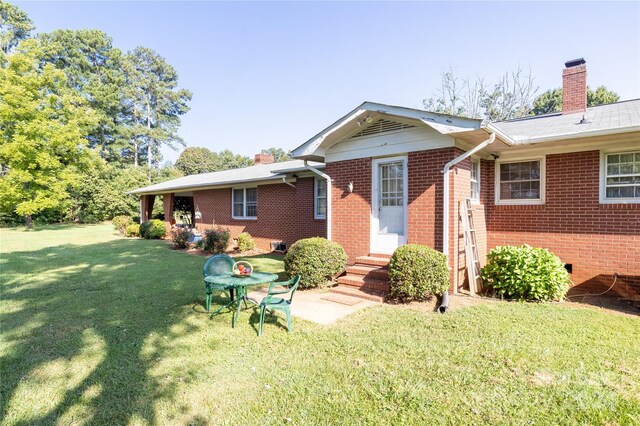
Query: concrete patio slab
[{"left": 247, "top": 287, "right": 379, "bottom": 325}]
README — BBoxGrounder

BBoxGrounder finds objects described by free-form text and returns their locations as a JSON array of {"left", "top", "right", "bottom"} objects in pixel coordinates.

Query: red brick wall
[
  {"left": 140, "top": 195, "right": 155, "bottom": 223},
  {"left": 162, "top": 193, "right": 175, "bottom": 231},
  {"left": 187, "top": 177, "right": 325, "bottom": 252},
  {"left": 328, "top": 148, "right": 468, "bottom": 286},
  {"left": 326, "top": 158, "right": 372, "bottom": 263},
  {"left": 562, "top": 63, "right": 587, "bottom": 114},
  {"left": 485, "top": 150, "right": 640, "bottom": 285}
]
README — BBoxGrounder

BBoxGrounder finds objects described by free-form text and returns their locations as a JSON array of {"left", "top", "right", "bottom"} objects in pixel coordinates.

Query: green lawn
[{"left": 1, "top": 224, "right": 639, "bottom": 425}]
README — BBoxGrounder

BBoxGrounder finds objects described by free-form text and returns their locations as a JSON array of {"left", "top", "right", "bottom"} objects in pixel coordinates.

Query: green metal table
[{"left": 205, "top": 272, "right": 278, "bottom": 328}]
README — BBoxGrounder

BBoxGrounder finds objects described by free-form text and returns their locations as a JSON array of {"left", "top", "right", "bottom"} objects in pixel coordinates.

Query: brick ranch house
[{"left": 131, "top": 59, "right": 639, "bottom": 298}]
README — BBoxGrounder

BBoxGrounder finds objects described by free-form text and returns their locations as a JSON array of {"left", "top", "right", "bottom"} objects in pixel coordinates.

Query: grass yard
[{"left": 1, "top": 224, "right": 639, "bottom": 425}]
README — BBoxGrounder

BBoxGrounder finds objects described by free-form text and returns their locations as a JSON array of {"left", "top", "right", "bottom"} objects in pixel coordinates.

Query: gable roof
[
  {"left": 291, "top": 101, "right": 496, "bottom": 161},
  {"left": 493, "top": 99, "right": 640, "bottom": 144},
  {"left": 128, "top": 160, "right": 324, "bottom": 195},
  {"left": 292, "top": 99, "right": 640, "bottom": 161}
]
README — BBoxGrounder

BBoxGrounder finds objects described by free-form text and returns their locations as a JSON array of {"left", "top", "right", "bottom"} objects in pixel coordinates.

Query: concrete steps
[
  {"left": 345, "top": 265, "right": 389, "bottom": 281},
  {"left": 331, "top": 254, "right": 391, "bottom": 302},
  {"left": 330, "top": 284, "right": 386, "bottom": 303}
]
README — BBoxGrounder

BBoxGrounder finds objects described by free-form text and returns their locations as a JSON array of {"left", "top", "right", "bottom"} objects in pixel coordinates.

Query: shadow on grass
[
  {"left": 0, "top": 238, "right": 217, "bottom": 424},
  {"left": 566, "top": 274, "right": 640, "bottom": 316},
  {"left": 1, "top": 223, "right": 105, "bottom": 233}
]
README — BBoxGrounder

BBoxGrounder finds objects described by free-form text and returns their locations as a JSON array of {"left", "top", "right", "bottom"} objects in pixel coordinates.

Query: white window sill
[
  {"left": 599, "top": 198, "right": 640, "bottom": 204},
  {"left": 495, "top": 199, "right": 545, "bottom": 206},
  {"left": 232, "top": 216, "right": 258, "bottom": 221},
  {"left": 314, "top": 215, "right": 327, "bottom": 220}
]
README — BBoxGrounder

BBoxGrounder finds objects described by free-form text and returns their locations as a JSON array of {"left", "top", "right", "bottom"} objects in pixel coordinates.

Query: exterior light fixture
[{"left": 347, "top": 181, "right": 354, "bottom": 193}]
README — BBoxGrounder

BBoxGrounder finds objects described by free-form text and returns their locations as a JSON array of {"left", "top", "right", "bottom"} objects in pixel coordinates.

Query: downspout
[
  {"left": 442, "top": 132, "right": 495, "bottom": 258},
  {"left": 304, "top": 160, "right": 331, "bottom": 241},
  {"left": 281, "top": 176, "right": 296, "bottom": 188},
  {"left": 440, "top": 132, "right": 495, "bottom": 309}
]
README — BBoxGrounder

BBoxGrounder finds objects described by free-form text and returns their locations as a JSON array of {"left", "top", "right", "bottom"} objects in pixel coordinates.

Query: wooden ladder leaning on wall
[{"left": 460, "top": 198, "right": 481, "bottom": 296}]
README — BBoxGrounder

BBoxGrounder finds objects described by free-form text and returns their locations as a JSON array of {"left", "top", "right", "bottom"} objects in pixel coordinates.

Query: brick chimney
[
  {"left": 254, "top": 153, "right": 275, "bottom": 164},
  {"left": 562, "top": 58, "right": 587, "bottom": 114}
]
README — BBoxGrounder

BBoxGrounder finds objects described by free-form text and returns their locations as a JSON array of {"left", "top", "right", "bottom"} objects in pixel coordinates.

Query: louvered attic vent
[{"left": 350, "top": 119, "right": 416, "bottom": 139}]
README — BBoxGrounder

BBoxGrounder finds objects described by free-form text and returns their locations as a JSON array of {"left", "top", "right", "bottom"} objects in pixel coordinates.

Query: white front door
[{"left": 371, "top": 157, "right": 408, "bottom": 254}]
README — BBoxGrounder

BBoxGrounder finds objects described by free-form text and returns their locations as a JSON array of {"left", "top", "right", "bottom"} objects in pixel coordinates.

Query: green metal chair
[
  {"left": 258, "top": 275, "right": 300, "bottom": 336},
  {"left": 203, "top": 254, "right": 235, "bottom": 312}
]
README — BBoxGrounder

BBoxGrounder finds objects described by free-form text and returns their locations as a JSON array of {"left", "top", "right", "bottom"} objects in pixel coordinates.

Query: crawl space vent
[{"left": 271, "top": 241, "right": 287, "bottom": 253}]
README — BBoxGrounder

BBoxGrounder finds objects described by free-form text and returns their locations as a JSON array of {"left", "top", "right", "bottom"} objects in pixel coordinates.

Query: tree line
[
  {"left": 0, "top": 2, "right": 290, "bottom": 227},
  {"left": 0, "top": 2, "right": 620, "bottom": 227},
  {"left": 423, "top": 66, "right": 619, "bottom": 120}
]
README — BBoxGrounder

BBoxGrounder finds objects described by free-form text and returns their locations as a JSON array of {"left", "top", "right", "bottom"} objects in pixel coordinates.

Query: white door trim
[{"left": 370, "top": 156, "right": 409, "bottom": 254}]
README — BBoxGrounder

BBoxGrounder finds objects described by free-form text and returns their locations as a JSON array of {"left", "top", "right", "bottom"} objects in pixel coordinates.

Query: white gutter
[
  {"left": 506, "top": 124, "right": 640, "bottom": 145},
  {"left": 304, "top": 160, "right": 332, "bottom": 240},
  {"left": 484, "top": 122, "right": 516, "bottom": 146},
  {"left": 441, "top": 132, "right": 495, "bottom": 259}
]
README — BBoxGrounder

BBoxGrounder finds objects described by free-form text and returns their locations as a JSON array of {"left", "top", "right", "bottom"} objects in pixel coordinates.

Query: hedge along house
[
  {"left": 130, "top": 153, "right": 328, "bottom": 252},
  {"left": 291, "top": 59, "right": 640, "bottom": 297}
]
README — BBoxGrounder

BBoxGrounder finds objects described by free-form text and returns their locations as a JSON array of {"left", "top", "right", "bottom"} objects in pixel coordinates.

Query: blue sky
[{"left": 16, "top": 1, "right": 640, "bottom": 163}]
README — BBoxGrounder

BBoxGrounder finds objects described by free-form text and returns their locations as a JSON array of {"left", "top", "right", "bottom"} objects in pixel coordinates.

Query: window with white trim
[
  {"left": 470, "top": 159, "right": 480, "bottom": 202},
  {"left": 232, "top": 187, "right": 257, "bottom": 219},
  {"left": 602, "top": 150, "right": 640, "bottom": 201},
  {"left": 496, "top": 158, "right": 544, "bottom": 204},
  {"left": 314, "top": 177, "right": 327, "bottom": 219}
]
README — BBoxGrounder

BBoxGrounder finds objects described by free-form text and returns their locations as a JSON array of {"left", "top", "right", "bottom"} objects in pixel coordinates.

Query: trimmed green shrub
[
  {"left": 388, "top": 244, "right": 449, "bottom": 301},
  {"left": 125, "top": 224, "right": 140, "bottom": 237},
  {"left": 112, "top": 215, "right": 133, "bottom": 235},
  {"left": 284, "top": 237, "right": 347, "bottom": 289},
  {"left": 481, "top": 245, "right": 570, "bottom": 301},
  {"left": 203, "top": 227, "right": 230, "bottom": 254},
  {"left": 171, "top": 227, "right": 192, "bottom": 249},
  {"left": 140, "top": 219, "right": 167, "bottom": 240},
  {"left": 236, "top": 232, "right": 255, "bottom": 252}
]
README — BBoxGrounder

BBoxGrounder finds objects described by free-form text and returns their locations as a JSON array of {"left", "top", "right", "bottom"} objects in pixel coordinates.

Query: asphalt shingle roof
[
  {"left": 129, "top": 160, "right": 324, "bottom": 195},
  {"left": 493, "top": 99, "right": 640, "bottom": 144}
]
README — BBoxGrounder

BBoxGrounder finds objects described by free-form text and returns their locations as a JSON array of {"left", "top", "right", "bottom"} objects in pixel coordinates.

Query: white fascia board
[
  {"left": 292, "top": 106, "right": 369, "bottom": 158},
  {"left": 127, "top": 177, "right": 287, "bottom": 196},
  {"left": 270, "top": 164, "right": 326, "bottom": 174}
]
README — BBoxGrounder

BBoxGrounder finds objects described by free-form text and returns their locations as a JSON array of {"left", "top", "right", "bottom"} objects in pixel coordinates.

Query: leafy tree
[
  {"left": 0, "top": 1, "right": 34, "bottom": 54},
  {"left": 31, "top": 29, "right": 128, "bottom": 162},
  {"left": 175, "top": 147, "right": 219, "bottom": 175},
  {"left": 423, "top": 66, "right": 538, "bottom": 121},
  {"left": 261, "top": 147, "right": 292, "bottom": 162},
  {"left": 531, "top": 86, "right": 620, "bottom": 115},
  {"left": 123, "top": 47, "right": 192, "bottom": 169},
  {"left": 216, "top": 149, "right": 253, "bottom": 170},
  {"left": 0, "top": 41, "right": 98, "bottom": 227},
  {"left": 529, "top": 89, "right": 562, "bottom": 116},
  {"left": 70, "top": 164, "right": 183, "bottom": 222},
  {"left": 588, "top": 86, "right": 620, "bottom": 107}
]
